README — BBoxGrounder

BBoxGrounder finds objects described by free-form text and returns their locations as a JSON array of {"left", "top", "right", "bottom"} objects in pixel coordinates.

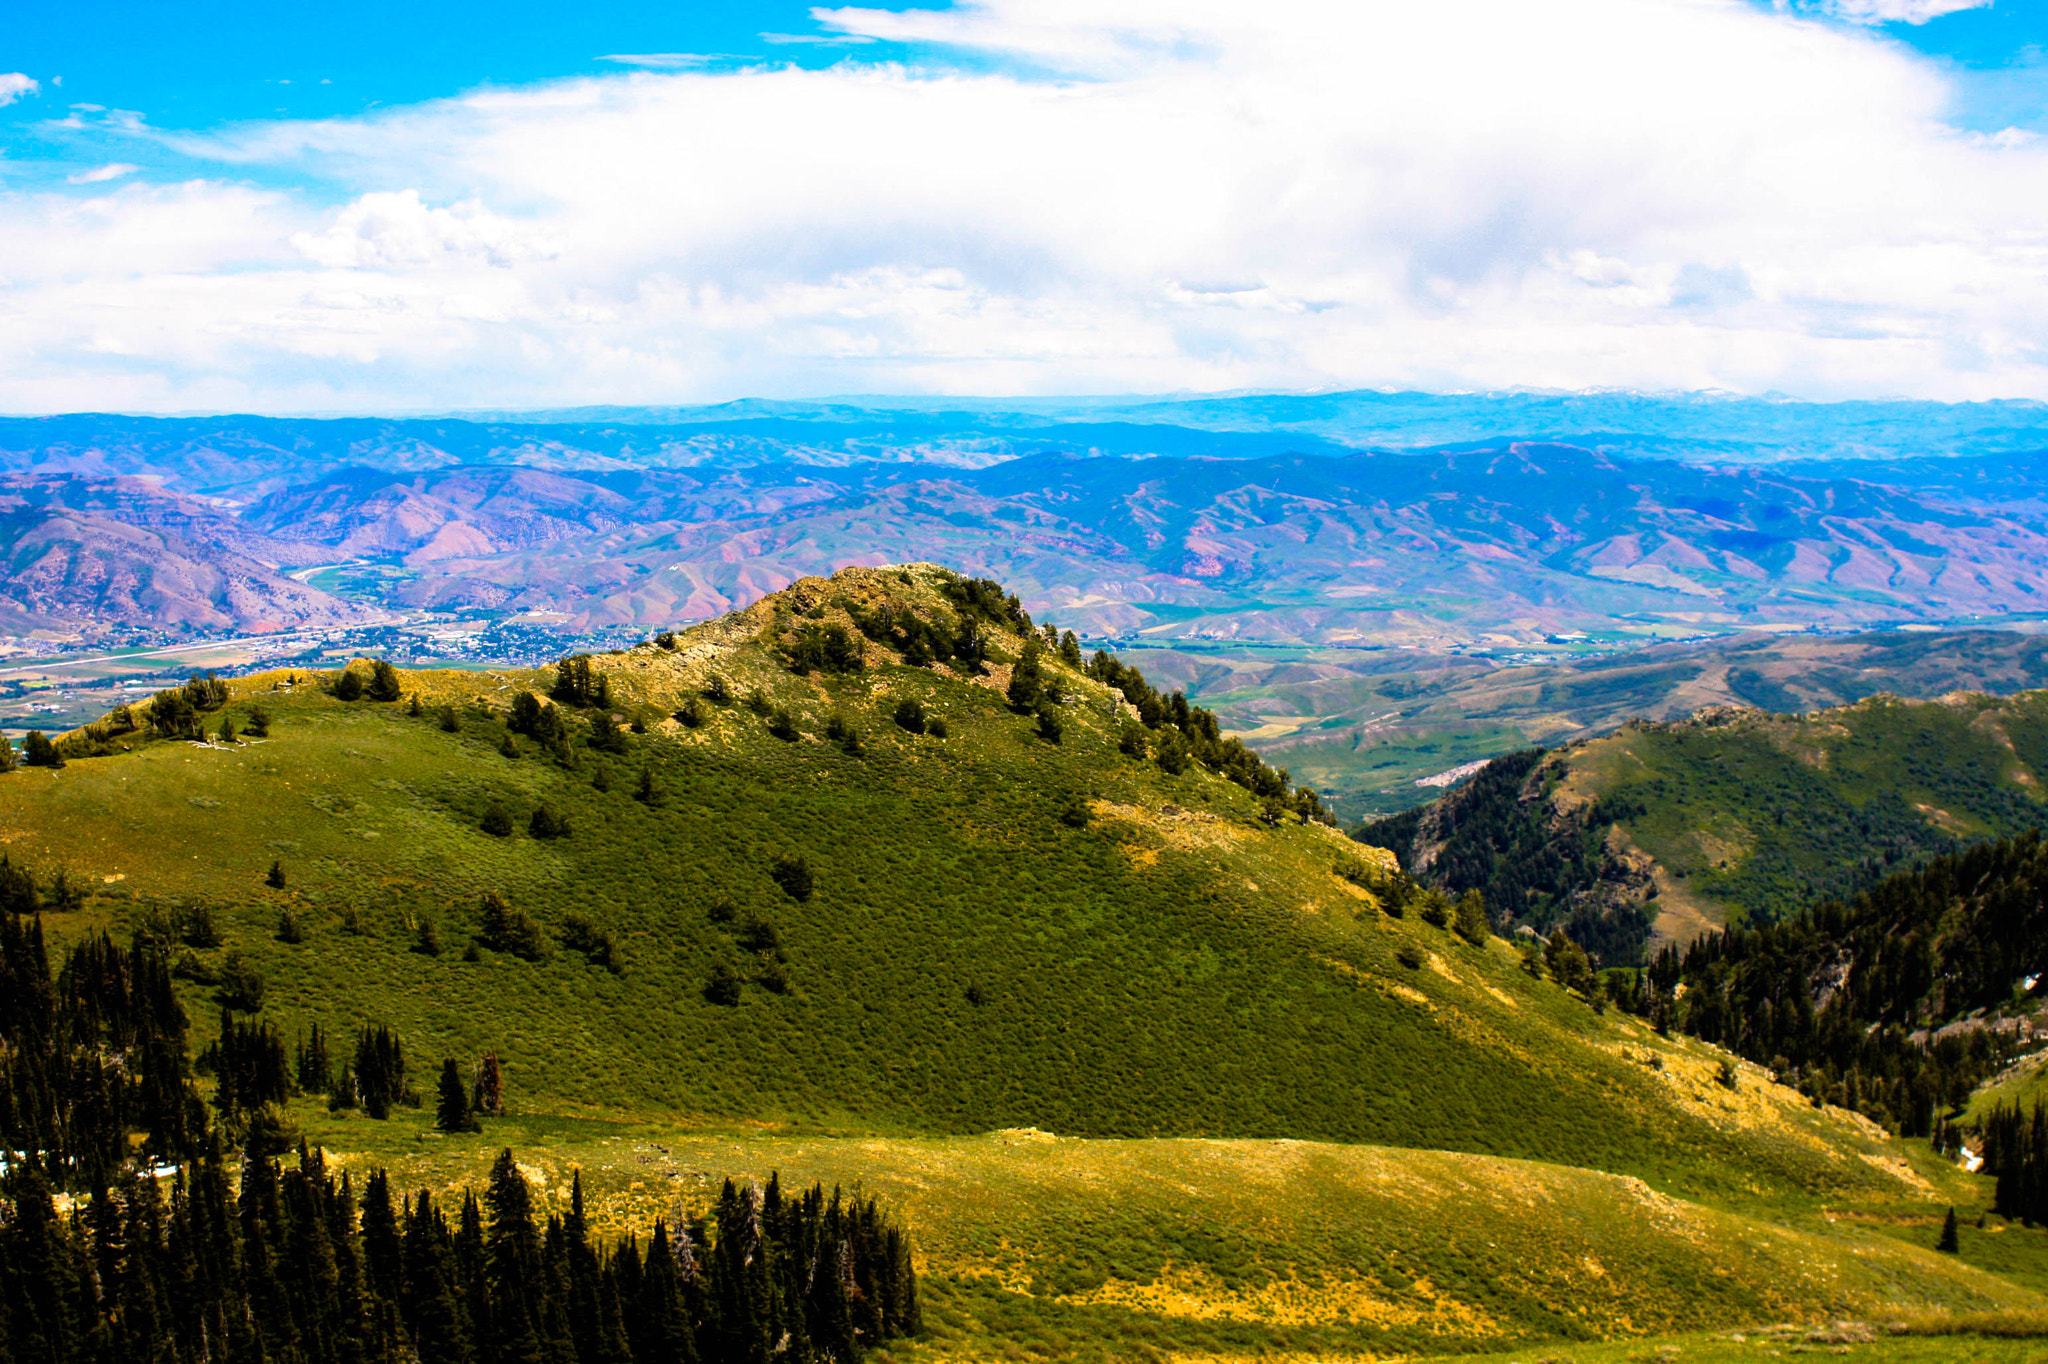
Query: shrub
[
  {"left": 481, "top": 803, "right": 515, "bottom": 837},
  {"left": 218, "top": 952, "right": 266, "bottom": 1012},
  {"left": 333, "top": 669, "right": 365, "bottom": 701},
  {"left": 275, "top": 910, "right": 303, "bottom": 944},
  {"left": 705, "top": 674, "right": 734, "bottom": 705},
  {"left": 182, "top": 903, "right": 222, "bottom": 948},
  {"left": 439, "top": 706, "right": 461, "bottom": 733},
  {"left": 892, "top": 699, "right": 928, "bottom": 734},
  {"left": 477, "top": 891, "right": 549, "bottom": 961},
  {"left": 366, "top": 660, "right": 404, "bottom": 703},
  {"left": 1396, "top": 946, "right": 1425, "bottom": 971},
  {"left": 173, "top": 950, "right": 218, "bottom": 986},
  {"left": 766, "top": 708, "right": 800, "bottom": 742},
  {"left": 825, "top": 715, "right": 864, "bottom": 755},
  {"left": 738, "top": 916, "right": 782, "bottom": 955},
  {"left": 708, "top": 898, "right": 739, "bottom": 925},
  {"left": 529, "top": 803, "right": 570, "bottom": 839},
  {"left": 246, "top": 706, "right": 272, "bottom": 738},
  {"left": 676, "top": 699, "right": 706, "bottom": 729},
  {"left": 413, "top": 917, "right": 442, "bottom": 956},
  {"left": 703, "top": 962, "right": 744, "bottom": 1006},
  {"left": 771, "top": 855, "right": 814, "bottom": 902},
  {"left": 756, "top": 960, "right": 791, "bottom": 994},
  {"left": 23, "top": 730, "right": 63, "bottom": 769},
  {"left": 928, "top": 717, "right": 950, "bottom": 739}
]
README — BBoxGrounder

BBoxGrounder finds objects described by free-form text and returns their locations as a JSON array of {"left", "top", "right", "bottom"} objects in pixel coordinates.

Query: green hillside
[
  {"left": 1362, "top": 691, "right": 2048, "bottom": 958},
  {"left": 3, "top": 563, "right": 2041, "bottom": 1358}
]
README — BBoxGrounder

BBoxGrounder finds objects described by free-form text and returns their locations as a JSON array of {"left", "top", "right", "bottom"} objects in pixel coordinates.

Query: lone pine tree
[{"left": 438, "top": 1057, "right": 481, "bottom": 1133}]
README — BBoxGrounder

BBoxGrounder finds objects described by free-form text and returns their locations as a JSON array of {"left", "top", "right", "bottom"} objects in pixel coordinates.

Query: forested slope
[{"left": 1360, "top": 693, "right": 2048, "bottom": 961}]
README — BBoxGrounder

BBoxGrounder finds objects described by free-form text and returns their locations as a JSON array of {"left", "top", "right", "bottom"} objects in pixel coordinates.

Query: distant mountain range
[{"left": 5, "top": 395, "right": 2048, "bottom": 646}]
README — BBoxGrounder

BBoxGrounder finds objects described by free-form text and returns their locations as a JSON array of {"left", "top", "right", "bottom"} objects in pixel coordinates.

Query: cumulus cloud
[
  {"left": 291, "top": 190, "right": 560, "bottom": 268},
  {"left": 4, "top": 0, "right": 2048, "bottom": 411},
  {"left": 0, "top": 73, "right": 37, "bottom": 106}
]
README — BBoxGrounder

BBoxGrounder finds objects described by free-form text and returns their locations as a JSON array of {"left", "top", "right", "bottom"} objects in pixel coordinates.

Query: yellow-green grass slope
[
  {"left": 1, "top": 564, "right": 2038, "bottom": 1355},
  {"left": 265, "top": 1110, "right": 2034, "bottom": 1364}
]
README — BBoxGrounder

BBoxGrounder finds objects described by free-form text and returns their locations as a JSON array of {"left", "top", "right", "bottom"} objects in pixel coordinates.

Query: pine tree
[
  {"left": 362, "top": 1169, "right": 404, "bottom": 1304},
  {"left": 296, "top": 1025, "right": 333, "bottom": 1093},
  {"left": 437, "top": 1058, "right": 480, "bottom": 1134},
  {"left": 276, "top": 909, "right": 303, "bottom": 944},
  {"left": 1034, "top": 703, "right": 1063, "bottom": 744},
  {"left": 481, "top": 803, "right": 515, "bottom": 837},
  {"left": 266, "top": 860, "right": 287, "bottom": 890},
  {"left": 0, "top": 733, "right": 16, "bottom": 772},
  {"left": 440, "top": 705, "right": 461, "bottom": 733},
  {"left": 1006, "top": 639, "right": 1045, "bottom": 711},
  {"left": 413, "top": 916, "right": 442, "bottom": 956},
  {"left": 408, "top": 693, "right": 424, "bottom": 717},
  {"left": 1937, "top": 1205, "right": 1960, "bottom": 1253},
  {"left": 499, "top": 733, "right": 519, "bottom": 758},
  {"left": 484, "top": 1150, "right": 547, "bottom": 1364},
  {"left": 334, "top": 669, "right": 365, "bottom": 701},
  {"left": 217, "top": 716, "right": 238, "bottom": 745},
  {"left": 636, "top": 767, "right": 660, "bottom": 804},
  {"left": 1453, "top": 888, "right": 1491, "bottom": 945},
  {"left": 475, "top": 1052, "right": 505, "bottom": 1116}
]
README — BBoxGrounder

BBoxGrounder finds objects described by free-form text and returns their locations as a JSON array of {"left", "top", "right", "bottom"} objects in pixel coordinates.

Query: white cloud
[
  {"left": 0, "top": 73, "right": 37, "bottom": 106},
  {"left": 66, "top": 163, "right": 138, "bottom": 184},
  {"left": 1823, "top": 0, "right": 1990, "bottom": 24},
  {"left": 5, "top": 0, "right": 2048, "bottom": 411},
  {"left": 290, "top": 189, "right": 559, "bottom": 268},
  {"left": 599, "top": 53, "right": 723, "bottom": 68}
]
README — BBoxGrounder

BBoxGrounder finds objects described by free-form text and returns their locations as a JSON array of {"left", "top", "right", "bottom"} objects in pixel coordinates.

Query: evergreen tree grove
[{"left": 0, "top": 1146, "right": 920, "bottom": 1364}]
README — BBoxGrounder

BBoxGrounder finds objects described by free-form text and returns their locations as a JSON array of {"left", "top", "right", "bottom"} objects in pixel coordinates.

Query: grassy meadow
[{"left": 4, "top": 564, "right": 2045, "bottom": 1358}]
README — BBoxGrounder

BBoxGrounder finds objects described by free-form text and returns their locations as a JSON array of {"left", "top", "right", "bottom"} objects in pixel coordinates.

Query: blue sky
[
  {"left": 4, "top": 2, "right": 930, "bottom": 129},
  {"left": 4, "top": 0, "right": 2048, "bottom": 412}
]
